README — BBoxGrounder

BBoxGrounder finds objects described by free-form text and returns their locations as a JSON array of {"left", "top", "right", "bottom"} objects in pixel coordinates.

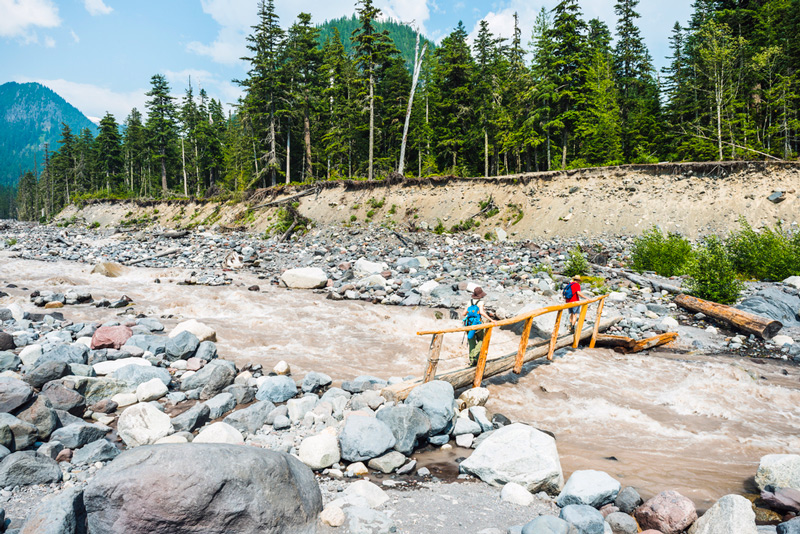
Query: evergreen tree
[
  {"left": 144, "top": 74, "right": 178, "bottom": 193},
  {"left": 529, "top": 7, "right": 558, "bottom": 170},
  {"left": 94, "top": 113, "right": 123, "bottom": 192}
]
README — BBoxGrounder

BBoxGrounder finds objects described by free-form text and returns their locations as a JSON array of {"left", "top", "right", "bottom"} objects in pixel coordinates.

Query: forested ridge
[{"left": 8, "top": 0, "right": 800, "bottom": 221}]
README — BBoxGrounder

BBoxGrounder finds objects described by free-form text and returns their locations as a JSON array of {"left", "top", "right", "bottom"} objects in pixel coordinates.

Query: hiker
[
  {"left": 463, "top": 287, "right": 493, "bottom": 366},
  {"left": 563, "top": 274, "right": 587, "bottom": 332}
]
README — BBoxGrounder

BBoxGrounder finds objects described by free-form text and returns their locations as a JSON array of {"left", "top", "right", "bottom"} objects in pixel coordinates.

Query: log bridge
[{"left": 383, "top": 295, "right": 619, "bottom": 401}]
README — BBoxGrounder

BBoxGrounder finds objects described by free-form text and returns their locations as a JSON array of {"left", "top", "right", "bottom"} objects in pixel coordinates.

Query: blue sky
[{"left": 1, "top": 0, "right": 694, "bottom": 122}]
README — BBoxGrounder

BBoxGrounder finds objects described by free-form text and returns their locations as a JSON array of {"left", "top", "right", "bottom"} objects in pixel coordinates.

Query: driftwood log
[
  {"left": 596, "top": 266, "right": 682, "bottom": 295},
  {"left": 160, "top": 230, "right": 188, "bottom": 239},
  {"left": 594, "top": 332, "right": 678, "bottom": 353},
  {"left": 252, "top": 188, "right": 316, "bottom": 209},
  {"left": 126, "top": 248, "right": 181, "bottom": 266},
  {"left": 674, "top": 293, "right": 782, "bottom": 339},
  {"left": 382, "top": 316, "right": 621, "bottom": 401}
]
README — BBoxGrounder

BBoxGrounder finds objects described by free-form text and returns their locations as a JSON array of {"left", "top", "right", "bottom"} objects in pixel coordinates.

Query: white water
[{"left": 3, "top": 254, "right": 799, "bottom": 508}]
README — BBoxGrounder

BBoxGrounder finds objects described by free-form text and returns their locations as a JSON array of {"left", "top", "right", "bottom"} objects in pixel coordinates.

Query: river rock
[
  {"left": 453, "top": 416, "right": 482, "bottom": 436},
  {"left": 35, "top": 344, "right": 89, "bottom": 367},
  {"left": 84, "top": 443, "right": 322, "bottom": 533},
  {"left": 41, "top": 382, "right": 86, "bottom": 414},
  {"left": 94, "top": 357, "right": 152, "bottom": 376},
  {"left": 635, "top": 490, "right": 698, "bottom": 534},
  {"left": 521, "top": 515, "right": 573, "bottom": 534},
  {"left": 737, "top": 288, "right": 800, "bottom": 327},
  {"left": 688, "top": 494, "right": 756, "bottom": 534},
  {"left": 136, "top": 377, "right": 168, "bottom": 402},
  {"left": 605, "top": 511, "right": 638, "bottom": 534},
  {"left": 168, "top": 319, "right": 217, "bottom": 342},
  {"left": 181, "top": 359, "right": 235, "bottom": 399},
  {"left": 223, "top": 400, "right": 275, "bottom": 435},
  {"left": 345, "top": 506, "right": 395, "bottom": 534},
  {"left": 19, "top": 344, "right": 43, "bottom": 367},
  {"left": 195, "top": 340, "right": 217, "bottom": 361},
  {"left": 320, "top": 505, "right": 345, "bottom": 527},
  {"left": 17, "top": 396, "right": 59, "bottom": 441},
  {"left": 557, "top": 470, "right": 621, "bottom": 508},
  {"left": 0, "top": 332, "right": 12, "bottom": 351},
  {"left": 91, "top": 325, "right": 133, "bottom": 350},
  {"left": 778, "top": 518, "right": 800, "bottom": 534},
  {"left": 614, "top": 486, "right": 643, "bottom": 513},
  {"left": 112, "top": 364, "right": 170, "bottom": 388},
  {"left": 164, "top": 330, "right": 200, "bottom": 361},
  {"left": 459, "top": 387, "right": 490, "bottom": 408},
  {"left": 761, "top": 487, "right": 800, "bottom": 513},
  {"left": 353, "top": 258, "right": 387, "bottom": 278},
  {"left": 757, "top": 455, "right": 800, "bottom": 491},
  {"left": 341, "top": 375, "right": 387, "bottom": 394},
  {"left": 339, "top": 415, "right": 396, "bottom": 462},
  {"left": 501, "top": 482, "right": 534, "bottom": 506},
  {"left": 51, "top": 422, "right": 109, "bottom": 448},
  {"left": 19, "top": 485, "right": 84, "bottom": 534},
  {"left": 117, "top": 403, "right": 173, "bottom": 447},
  {"left": 73, "top": 438, "right": 120, "bottom": 465},
  {"left": 459, "top": 423, "right": 563, "bottom": 493},
  {"left": 0, "top": 413, "right": 38, "bottom": 450},
  {"left": 204, "top": 392, "right": 236, "bottom": 419},
  {"left": 288, "top": 395, "right": 318, "bottom": 423},
  {"left": 560, "top": 504, "right": 605, "bottom": 534},
  {"left": 0, "top": 351, "right": 20, "bottom": 372},
  {"left": 92, "top": 262, "right": 125, "bottom": 277},
  {"left": 70, "top": 375, "right": 134, "bottom": 404},
  {"left": 375, "top": 404, "right": 430, "bottom": 456},
  {"left": 124, "top": 334, "right": 167, "bottom": 355},
  {"left": 193, "top": 422, "right": 244, "bottom": 444},
  {"left": 0, "top": 376, "right": 33, "bottom": 413},
  {"left": 24, "top": 360, "right": 70, "bottom": 389},
  {"left": 171, "top": 403, "right": 210, "bottom": 433},
  {"left": 255, "top": 375, "right": 297, "bottom": 403},
  {"left": 301, "top": 371, "right": 332, "bottom": 393},
  {"left": 0, "top": 451, "right": 61, "bottom": 486},
  {"left": 405, "top": 380, "right": 455, "bottom": 435},
  {"left": 299, "top": 428, "right": 340, "bottom": 470},
  {"left": 280, "top": 267, "right": 329, "bottom": 289},
  {"left": 368, "top": 451, "right": 406, "bottom": 474},
  {"left": 344, "top": 479, "right": 390, "bottom": 507}
]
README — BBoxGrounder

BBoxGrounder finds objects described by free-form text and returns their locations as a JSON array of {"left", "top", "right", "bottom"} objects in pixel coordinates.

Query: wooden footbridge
[{"left": 382, "top": 295, "right": 621, "bottom": 401}]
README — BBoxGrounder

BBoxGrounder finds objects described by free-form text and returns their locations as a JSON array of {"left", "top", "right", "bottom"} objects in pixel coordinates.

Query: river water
[{"left": 3, "top": 254, "right": 799, "bottom": 509}]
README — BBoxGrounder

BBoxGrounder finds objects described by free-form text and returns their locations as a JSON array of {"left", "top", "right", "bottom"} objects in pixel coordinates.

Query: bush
[
  {"left": 725, "top": 218, "right": 800, "bottom": 281},
  {"left": 685, "top": 236, "right": 744, "bottom": 304},
  {"left": 564, "top": 246, "right": 590, "bottom": 277},
  {"left": 89, "top": 222, "right": 100, "bottom": 229},
  {"left": 433, "top": 219, "right": 446, "bottom": 235},
  {"left": 631, "top": 226, "right": 693, "bottom": 277}
]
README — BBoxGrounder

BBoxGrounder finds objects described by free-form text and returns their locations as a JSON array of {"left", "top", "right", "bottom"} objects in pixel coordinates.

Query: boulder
[
  {"left": 605, "top": 512, "right": 638, "bottom": 534},
  {"left": 94, "top": 357, "right": 152, "bottom": 376},
  {"left": 195, "top": 341, "right": 218, "bottom": 361},
  {"left": 193, "top": 422, "right": 244, "bottom": 444},
  {"left": 560, "top": 504, "right": 605, "bottom": 534},
  {"left": 112, "top": 364, "right": 170, "bottom": 388},
  {"left": 0, "top": 425, "right": 11, "bottom": 451},
  {"left": 223, "top": 384, "right": 255, "bottom": 405},
  {"left": 0, "top": 451, "right": 61, "bottom": 486},
  {"left": 557, "top": 470, "right": 621, "bottom": 508},
  {"left": 223, "top": 401, "right": 275, "bottom": 435},
  {"left": 91, "top": 326, "right": 133, "bottom": 350},
  {"left": 779, "top": 518, "right": 800, "bottom": 534},
  {"left": 614, "top": 486, "right": 643, "bottom": 514},
  {"left": 339, "top": 415, "right": 396, "bottom": 462},
  {"left": 171, "top": 403, "right": 210, "bottom": 433},
  {"left": 756, "top": 455, "right": 800, "bottom": 491},
  {"left": 344, "top": 479, "right": 390, "bottom": 508},
  {"left": 72, "top": 438, "right": 120, "bottom": 465},
  {"left": 68, "top": 375, "right": 133, "bottom": 404},
  {"left": 91, "top": 262, "right": 126, "bottom": 277},
  {"left": 124, "top": 334, "right": 167, "bottom": 355},
  {"left": 368, "top": 451, "right": 407, "bottom": 474},
  {"left": 320, "top": 505, "right": 345, "bottom": 527},
  {"left": 24, "top": 360, "right": 70, "bottom": 389},
  {"left": 635, "top": 490, "right": 698, "bottom": 534},
  {"left": 84, "top": 444, "right": 322, "bottom": 533},
  {"left": 19, "top": 485, "right": 84, "bottom": 534},
  {"left": 345, "top": 506, "right": 395, "bottom": 534},
  {"left": 136, "top": 318, "right": 165, "bottom": 332},
  {"left": 353, "top": 258, "right": 387, "bottom": 278},
  {"left": 168, "top": 319, "right": 217, "bottom": 343},
  {"left": 688, "top": 494, "right": 756, "bottom": 534},
  {"left": 0, "top": 332, "right": 12, "bottom": 351},
  {"left": 255, "top": 375, "right": 297, "bottom": 403},
  {"left": 117, "top": 403, "right": 173, "bottom": 447},
  {"left": 287, "top": 395, "right": 318, "bottom": 424},
  {"left": 136, "top": 377, "right": 168, "bottom": 402},
  {"left": 17, "top": 396, "right": 59, "bottom": 441},
  {"left": 165, "top": 330, "right": 200, "bottom": 361},
  {"left": 459, "top": 387, "right": 490, "bottom": 408},
  {"left": 301, "top": 371, "right": 332, "bottom": 394},
  {"left": 341, "top": 375, "right": 387, "bottom": 394},
  {"left": 405, "top": 380, "right": 455, "bottom": 435},
  {"left": 0, "top": 351, "right": 21, "bottom": 372},
  {"left": 0, "top": 376, "right": 33, "bottom": 413},
  {"left": 298, "top": 429, "right": 340, "bottom": 470},
  {"left": 41, "top": 382, "right": 86, "bottom": 414},
  {"left": 761, "top": 487, "right": 800, "bottom": 513},
  {"left": 521, "top": 515, "right": 573, "bottom": 534},
  {"left": 0, "top": 413, "right": 38, "bottom": 450},
  {"left": 453, "top": 416, "right": 482, "bottom": 436},
  {"left": 459, "top": 423, "right": 563, "bottom": 493},
  {"left": 204, "top": 392, "right": 236, "bottom": 420},
  {"left": 280, "top": 267, "right": 329, "bottom": 289},
  {"left": 737, "top": 288, "right": 800, "bottom": 327},
  {"left": 35, "top": 344, "right": 89, "bottom": 367},
  {"left": 181, "top": 359, "right": 235, "bottom": 400},
  {"left": 376, "top": 404, "right": 431, "bottom": 456},
  {"left": 501, "top": 482, "right": 534, "bottom": 506},
  {"left": 50, "top": 422, "right": 109, "bottom": 449}
]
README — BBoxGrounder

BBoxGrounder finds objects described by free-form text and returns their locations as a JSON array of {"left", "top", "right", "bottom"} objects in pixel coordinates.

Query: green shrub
[
  {"left": 631, "top": 226, "right": 693, "bottom": 277},
  {"left": 366, "top": 210, "right": 375, "bottom": 219},
  {"left": 388, "top": 204, "right": 397, "bottom": 215},
  {"left": 349, "top": 215, "right": 357, "bottom": 222},
  {"left": 450, "top": 218, "right": 478, "bottom": 233},
  {"left": 483, "top": 231, "right": 495, "bottom": 241},
  {"left": 89, "top": 222, "right": 100, "bottom": 229},
  {"left": 725, "top": 218, "right": 800, "bottom": 281},
  {"left": 564, "top": 246, "right": 590, "bottom": 277},
  {"left": 685, "top": 236, "right": 744, "bottom": 304},
  {"left": 5, "top": 238, "right": 17, "bottom": 246},
  {"left": 433, "top": 219, "right": 446, "bottom": 235},
  {"left": 367, "top": 197, "right": 385, "bottom": 209}
]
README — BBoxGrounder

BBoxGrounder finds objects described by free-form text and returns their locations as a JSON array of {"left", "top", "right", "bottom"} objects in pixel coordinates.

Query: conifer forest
[{"left": 11, "top": 0, "right": 800, "bottom": 220}]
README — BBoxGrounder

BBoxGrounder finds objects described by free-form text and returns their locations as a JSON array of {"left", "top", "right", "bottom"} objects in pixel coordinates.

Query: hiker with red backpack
[
  {"left": 563, "top": 275, "right": 588, "bottom": 332},
  {"left": 463, "top": 287, "right": 494, "bottom": 366}
]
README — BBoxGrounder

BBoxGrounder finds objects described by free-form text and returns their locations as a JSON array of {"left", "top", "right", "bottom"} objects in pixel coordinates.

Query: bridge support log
[{"left": 674, "top": 293, "right": 782, "bottom": 339}]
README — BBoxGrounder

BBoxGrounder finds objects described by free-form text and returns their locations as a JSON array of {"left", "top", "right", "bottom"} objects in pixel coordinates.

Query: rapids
[{"left": 3, "top": 254, "right": 799, "bottom": 509}]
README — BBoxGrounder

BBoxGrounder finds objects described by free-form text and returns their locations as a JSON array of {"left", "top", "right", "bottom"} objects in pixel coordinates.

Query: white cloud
[
  {"left": 43, "top": 34, "right": 54, "bottom": 47},
  {"left": 84, "top": 0, "right": 112, "bottom": 16},
  {"left": 18, "top": 77, "right": 147, "bottom": 121},
  {"left": 380, "top": 0, "right": 431, "bottom": 35},
  {"left": 70, "top": 29, "right": 79, "bottom": 43},
  {"left": 0, "top": 0, "right": 60, "bottom": 40}
]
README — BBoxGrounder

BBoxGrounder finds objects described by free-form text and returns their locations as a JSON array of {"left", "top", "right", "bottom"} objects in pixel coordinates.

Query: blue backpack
[
  {"left": 464, "top": 301, "right": 482, "bottom": 340},
  {"left": 562, "top": 281, "right": 575, "bottom": 301}
]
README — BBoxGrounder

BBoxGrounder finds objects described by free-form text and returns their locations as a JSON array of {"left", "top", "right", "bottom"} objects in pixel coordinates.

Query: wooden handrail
[{"left": 416, "top": 294, "right": 609, "bottom": 336}]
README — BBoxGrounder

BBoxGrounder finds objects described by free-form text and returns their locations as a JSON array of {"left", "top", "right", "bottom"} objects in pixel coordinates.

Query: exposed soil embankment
[{"left": 59, "top": 161, "right": 800, "bottom": 238}]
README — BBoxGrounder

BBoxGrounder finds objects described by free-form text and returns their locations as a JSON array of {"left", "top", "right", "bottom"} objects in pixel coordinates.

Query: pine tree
[
  {"left": 576, "top": 50, "right": 623, "bottom": 165},
  {"left": 529, "top": 7, "right": 558, "bottom": 170},
  {"left": 145, "top": 74, "right": 178, "bottom": 193},
  {"left": 94, "top": 113, "right": 123, "bottom": 192}
]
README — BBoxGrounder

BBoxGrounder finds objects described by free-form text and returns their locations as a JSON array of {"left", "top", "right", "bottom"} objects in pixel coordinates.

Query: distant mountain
[
  {"left": 0, "top": 81, "right": 98, "bottom": 186},
  {"left": 317, "top": 16, "right": 435, "bottom": 71}
]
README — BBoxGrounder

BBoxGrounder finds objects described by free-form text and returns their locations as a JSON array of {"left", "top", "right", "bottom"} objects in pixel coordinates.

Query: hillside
[
  {"left": 317, "top": 15, "right": 435, "bottom": 70},
  {"left": 0, "top": 82, "right": 98, "bottom": 186}
]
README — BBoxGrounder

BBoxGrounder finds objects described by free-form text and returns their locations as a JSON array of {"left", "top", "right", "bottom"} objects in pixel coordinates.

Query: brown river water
[{"left": 3, "top": 254, "right": 799, "bottom": 510}]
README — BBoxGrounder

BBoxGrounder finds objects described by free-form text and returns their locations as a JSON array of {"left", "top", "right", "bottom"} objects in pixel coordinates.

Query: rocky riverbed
[{"left": 0, "top": 219, "right": 800, "bottom": 533}]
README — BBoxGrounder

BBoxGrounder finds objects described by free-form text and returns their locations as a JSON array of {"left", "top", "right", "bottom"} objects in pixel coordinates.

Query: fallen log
[
  {"left": 674, "top": 293, "right": 782, "bottom": 339},
  {"left": 160, "top": 230, "right": 188, "bottom": 239},
  {"left": 594, "top": 334, "right": 636, "bottom": 352},
  {"left": 596, "top": 266, "right": 682, "bottom": 295},
  {"left": 252, "top": 188, "right": 315, "bottom": 209},
  {"left": 574, "top": 332, "right": 678, "bottom": 354},
  {"left": 126, "top": 248, "right": 181, "bottom": 266},
  {"left": 628, "top": 332, "right": 678, "bottom": 353},
  {"left": 382, "top": 316, "right": 622, "bottom": 401}
]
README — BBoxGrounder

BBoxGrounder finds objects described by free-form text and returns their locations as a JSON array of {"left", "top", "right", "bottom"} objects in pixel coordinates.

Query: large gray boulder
[
  {"left": 112, "top": 365, "right": 171, "bottom": 389},
  {"left": 171, "top": 403, "right": 210, "bottom": 433},
  {"left": 522, "top": 515, "right": 575, "bottom": 534},
  {"left": 50, "top": 422, "right": 109, "bottom": 449},
  {"left": 204, "top": 392, "right": 236, "bottom": 420},
  {"left": 84, "top": 443, "right": 322, "bottom": 534},
  {"left": 605, "top": 512, "right": 638, "bottom": 534},
  {"left": 124, "top": 334, "right": 167, "bottom": 355},
  {"left": 0, "top": 376, "right": 33, "bottom": 413},
  {"left": 0, "top": 413, "right": 38, "bottom": 450},
  {"left": 556, "top": 470, "right": 621, "bottom": 508},
  {"left": 0, "top": 351, "right": 21, "bottom": 372},
  {"left": 41, "top": 382, "right": 86, "bottom": 414},
  {"left": 24, "top": 361, "right": 70, "bottom": 389},
  {"left": 35, "top": 344, "right": 89, "bottom": 367},
  {"left": 405, "top": 380, "right": 455, "bottom": 436},
  {"left": 339, "top": 415, "right": 396, "bottom": 462},
  {"left": 255, "top": 375, "right": 298, "bottom": 403},
  {"left": 17, "top": 396, "right": 60, "bottom": 441},
  {"left": 20, "top": 486, "right": 84, "bottom": 534},
  {"left": 223, "top": 401, "right": 275, "bottom": 435},
  {"left": 459, "top": 423, "right": 563, "bottom": 493},
  {"left": 0, "top": 451, "right": 62, "bottom": 486},
  {"left": 375, "top": 404, "right": 431, "bottom": 455},
  {"left": 688, "top": 494, "right": 756, "bottom": 534},
  {"left": 779, "top": 518, "right": 800, "bottom": 534},
  {"left": 757, "top": 455, "right": 800, "bottom": 491},
  {"left": 66, "top": 375, "right": 133, "bottom": 404},
  {"left": 164, "top": 330, "right": 200, "bottom": 361},
  {"left": 737, "top": 288, "right": 800, "bottom": 327},
  {"left": 301, "top": 371, "right": 332, "bottom": 394},
  {"left": 73, "top": 438, "right": 120, "bottom": 465},
  {"left": 560, "top": 504, "right": 605, "bottom": 534},
  {"left": 341, "top": 375, "right": 387, "bottom": 394},
  {"left": 181, "top": 359, "right": 236, "bottom": 399}
]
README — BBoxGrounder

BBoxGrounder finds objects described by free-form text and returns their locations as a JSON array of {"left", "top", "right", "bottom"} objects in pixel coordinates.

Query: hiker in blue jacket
[{"left": 463, "top": 287, "right": 493, "bottom": 366}]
